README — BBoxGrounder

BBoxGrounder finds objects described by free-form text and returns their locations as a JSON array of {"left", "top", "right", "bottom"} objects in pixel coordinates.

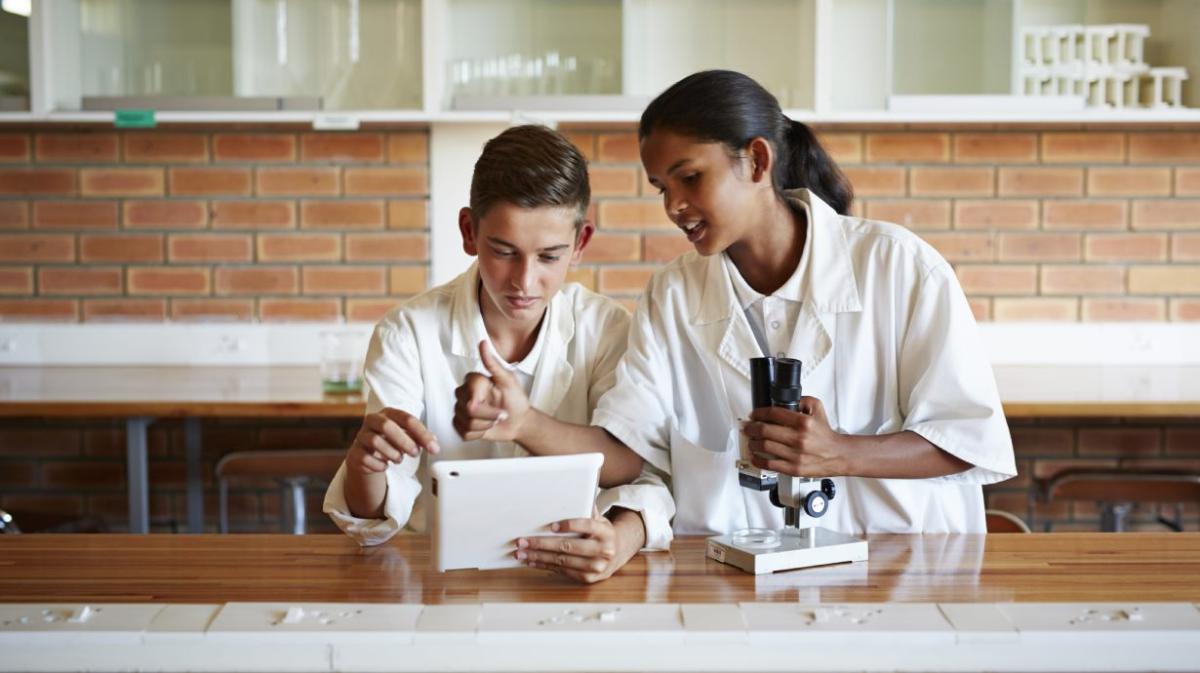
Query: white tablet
[{"left": 430, "top": 452, "right": 604, "bottom": 572}]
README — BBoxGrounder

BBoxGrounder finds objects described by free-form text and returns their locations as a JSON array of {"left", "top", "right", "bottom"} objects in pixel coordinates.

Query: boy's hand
[
  {"left": 347, "top": 408, "right": 439, "bottom": 474},
  {"left": 452, "top": 340, "right": 532, "bottom": 442},
  {"left": 515, "top": 508, "right": 636, "bottom": 584},
  {"left": 742, "top": 396, "right": 850, "bottom": 477}
]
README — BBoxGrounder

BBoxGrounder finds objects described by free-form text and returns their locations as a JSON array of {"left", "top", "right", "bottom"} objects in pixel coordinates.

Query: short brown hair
[{"left": 469, "top": 125, "right": 590, "bottom": 232}]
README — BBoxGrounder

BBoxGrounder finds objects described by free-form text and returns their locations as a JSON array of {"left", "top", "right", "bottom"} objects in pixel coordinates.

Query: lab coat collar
[{"left": 691, "top": 188, "right": 862, "bottom": 326}]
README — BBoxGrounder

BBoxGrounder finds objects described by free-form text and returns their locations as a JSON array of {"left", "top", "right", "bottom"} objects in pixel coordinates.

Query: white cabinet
[{"left": 0, "top": 1, "right": 29, "bottom": 110}]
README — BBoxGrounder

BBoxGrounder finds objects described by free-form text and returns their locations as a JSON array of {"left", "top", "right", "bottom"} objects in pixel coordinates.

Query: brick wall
[{"left": 2, "top": 123, "right": 1199, "bottom": 534}]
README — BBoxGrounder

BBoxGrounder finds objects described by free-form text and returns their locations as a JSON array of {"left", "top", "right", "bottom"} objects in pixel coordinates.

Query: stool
[
  {"left": 216, "top": 449, "right": 346, "bottom": 534},
  {"left": 1034, "top": 468, "right": 1200, "bottom": 532},
  {"left": 985, "top": 509, "right": 1031, "bottom": 533}
]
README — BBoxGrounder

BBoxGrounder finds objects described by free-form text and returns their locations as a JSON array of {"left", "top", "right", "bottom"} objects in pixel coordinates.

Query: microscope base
[{"left": 706, "top": 527, "right": 868, "bottom": 575}]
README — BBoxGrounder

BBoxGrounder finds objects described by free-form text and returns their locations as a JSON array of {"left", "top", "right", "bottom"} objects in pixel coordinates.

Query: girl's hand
[
  {"left": 347, "top": 408, "right": 439, "bottom": 474},
  {"left": 452, "top": 340, "right": 532, "bottom": 442},
  {"left": 515, "top": 508, "right": 637, "bottom": 584},
  {"left": 742, "top": 396, "right": 851, "bottom": 477}
]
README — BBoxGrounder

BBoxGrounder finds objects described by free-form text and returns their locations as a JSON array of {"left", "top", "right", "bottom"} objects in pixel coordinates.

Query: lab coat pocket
[{"left": 668, "top": 425, "right": 744, "bottom": 536}]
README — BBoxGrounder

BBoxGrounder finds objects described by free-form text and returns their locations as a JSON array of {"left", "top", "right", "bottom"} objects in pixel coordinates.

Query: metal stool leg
[
  {"left": 1101, "top": 502, "right": 1133, "bottom": 532},
  {"left": 286, "top": 478, "right": 307, "bottom": 535},
  {"left": 218, "top": 478, "right": 230, "bottom": 534}
]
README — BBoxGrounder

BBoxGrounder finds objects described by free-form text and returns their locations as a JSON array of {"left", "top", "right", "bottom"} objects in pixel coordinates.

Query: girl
[{"left": 456, "top": 71, "right": 1015, "bottom": 576}]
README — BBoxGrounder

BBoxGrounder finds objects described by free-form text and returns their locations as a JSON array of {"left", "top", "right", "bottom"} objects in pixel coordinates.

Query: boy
[{"left": 323, "top": 125, "right": 673, "bottom": 583}]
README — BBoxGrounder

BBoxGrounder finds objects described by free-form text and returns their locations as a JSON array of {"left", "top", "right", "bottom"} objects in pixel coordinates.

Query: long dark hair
[{"left": 638, "top": 70, "right": 853, "bottom": 215}]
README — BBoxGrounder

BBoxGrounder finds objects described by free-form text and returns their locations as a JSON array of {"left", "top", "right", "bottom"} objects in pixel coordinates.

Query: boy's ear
[
  {"left": 570, "top": 221, "right": 595, "bottom": 264},
  {"left": 458, "top": 207, "right": 479, "bottom": 256},
  {"left": 747, "top": 136, "right": 773, "bottom": 183}
]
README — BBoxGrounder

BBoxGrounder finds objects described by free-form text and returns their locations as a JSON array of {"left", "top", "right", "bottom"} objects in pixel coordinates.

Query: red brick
[
  {"left": 0, "top": 493, "right": 85, "bottom": 515},
  {"left": 123, "top": 133, "right": 208, "bottom": 163},
  {"left": 559, "top": 132, "right": 596, "bottom": 162},
  {"left": 842, "top": 167, "right": 907, "bottom": 196},
  {"left": 0, "top": 201, "right": 27, "bottom": 229},
  {"left": 41, "top": 461, "right": 125, "bottom": 489},
  {"left": 344, "top": 233, "right": 427, "bottom": 261},
  {"left": 80, "top": 168, "right": 164, "bottom": 197},
  {"left": 1166, "top": 428, "right": 1200, "bottom": 456},
  {"left": 257, "top": 234, "right": 341, "bottom": 262},
  {"left": 210, "top": 201, "right": 295, "bottom": 230},
  {"left": 598, "top": 267, "right": 654, "bottom": 294},
  {"left": 865, "top": 133, "right": 949, "bottom": 163},
  {"left": 387, "top": 200, "right": 427, "bottom": 229},
  {"left": 301, "top": 133, "right": 384, "bottom": 162},
  {"left": 1041, "top": 132, "right": 1125, "bottom": 163},
  {"left": 213, "top": 133, "right": 296, "bottom": 162},
  {"left": 0, "top": 168, "right": 76, "bottom": 195},
  {"left": 590, "top": 167, "right": 639, "bottom": 196},
  {"left": 0, "top": 267, "right": 32, "bottom": 294},
  {"left": 0, "top": 234, "right": 74, "bottom": 262},
  {"left": 1011, "top": 427, "right": 1074, "bottom": 457},
  {"left": 993, "top": 297, "right": 1078, "bottom": 321},
  {"left": 301, "top": 200, "right": 385, "bottom": 229},
  {"left": 864, "top": 200, "right": 950, "bottom": 230},
  {"left": 35, "top": 133, "right": 119, "bottom": 163},
  {"left": 0, "top": 462, "right": 36, "bottom": 488},
  {"left": 598, "top": 200, "right": 674, "bottom": 230},
  {"left": 168, "top": 234, "right": 253, "bottom": 262},
  {"left": 956, "top": 265, "right": 1037, "bottom": 295},
  {"left": 169, "top": 168, "right": 252, "bottom": 196},
  {"left": 1087, "top": 167, "right": 1172, "bottom": 197},
  {"left": 83, "top": 299, "right": 167, "bottom": 321},
  {"left": 1174, "top": 234, "right": 1200, "bottom": 261},
  {"left": 387, "top": 133, "right": 429, "bottom": 164},
  {"left": 344, "top": 168, "right": 427, "bottom": 196},
  {"left": 256, "top": 168, "right": 339, "bottom": 196},
  {"left": 1085, "top": 234, "right": 1167, "bottom": 262},
  {"left": 1078, "top": 428, "right": 1161, "bottom": 456},
  {"left": 998, "top": 168, "right": 1083, "bottom": 197},
  {"left": 32, "top": 201, "right": 118, "bottom": 230},
  {"left": 214, "top": 267, "right": 299, "bottom": 295},
  {"left": 1043, "top": 201, "right": 1127, "bottom": 230},
  {"left": 953, "top": 133, "right": 1037, "bottom": 163},
  {"left": 345, "top": 299, "right": 395, "bottom": 323},
  {"left": 0, "top": 133, "right": 30, "bottom": 162},
  {"left": 302, "top": 267, "right": 387, "bottom": 295},
  {"left": 259, "top": 298, "right": 342, "bottom": 322},
  {"left": 170, "top": 299, "right": 254, "bottom": 322},
  {"left": 123, "top": 200, "right": 207, "bottom": 229},
  {"left": 127, "top": 267, "right": 211, "bottom": 295},
  {"left": 1129, "top": 266, "right": 1200, "bottom": 294},
  {"left": 1040, "top": 265, "right": 1124, "bottom": 294},
  {"left": 911, "top": 168, "right": 993, "bottom": 197},
  {"left": 996, "top": 233, "right": 1080, "bottom": 262},
  {"left": 566, "top": 267, "right": 595, "bottom": 290},
  {"left": 816, "top": 133, "right": 862, "bottom": 164},
  {"left": 389, "top": 266, "right": 427, "bottom": 294},
  {"left": 1170, "top": 298, "right": 1200, "bottom": 321},
  {"left": 583, "top": 232, "right": 640, "bottom": 262},
  {"left": 597, "top": 133, "right": 639, "bottom": 162},
  {"left": 1178, "top": 168, "right": 1200, "bottom": 196},
  {"left": 954, "top": 200, "right": 1038, "bottom": 230},
  {"left": 919, "top": 233, "right": 994, "bottom": 262},
  {"left": 80, "top": 234, "right": 163, "bottom": 263},
  {"left": 0, "top": 299, "right": 77, "bottom": 321},
  {"left": 1128, "top": 133, "right": 1200, "bottom": 163},
  {"left": 1132, "top": 200, "right": 1200, "bottom": 230},
  {"left": 1082, "top": 298, "right": 1166, "bottom": 321},
  {"left": 643, "top": 234, "right": 693, "bottom": 262}
]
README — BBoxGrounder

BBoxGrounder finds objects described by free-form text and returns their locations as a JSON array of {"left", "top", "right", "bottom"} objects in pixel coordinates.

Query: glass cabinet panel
[
  {"left": 892, "top": 0, "right": 1015, "bottom": 96},
  {"left": 0, "top": 0, "right": 31, "bottom": 110}
]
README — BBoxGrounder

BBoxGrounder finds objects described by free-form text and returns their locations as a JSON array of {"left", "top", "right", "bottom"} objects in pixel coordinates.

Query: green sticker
[{"left": 114, "top": 109, "right": 156, "bottom": 128}]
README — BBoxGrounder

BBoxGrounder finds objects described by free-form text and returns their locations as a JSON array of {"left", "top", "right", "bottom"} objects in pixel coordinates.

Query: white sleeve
[
  {"left": 899, "top": 263, "right": 1017, "bottom": 485},
  {"left": 322, "top": 317, "right": 428, "bottom": 545},
  {"left": 586, "top": 304, "right": 631, "bottom": 414},
  {"left": 591, "top": 287, "right": 676, "bottom": 476},
  {"left": 595, "top": 461, "right": 675, "bottom": 551}
]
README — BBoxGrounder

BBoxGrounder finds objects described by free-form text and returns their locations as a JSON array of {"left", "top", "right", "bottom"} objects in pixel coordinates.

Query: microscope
[{"left": 706, "top": 357, "right": 868, "bottom": 574}]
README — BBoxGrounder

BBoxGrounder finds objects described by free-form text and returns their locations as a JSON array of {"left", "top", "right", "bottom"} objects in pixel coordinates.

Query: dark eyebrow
[
  {"left": 539, "top": 244, "right": 571, "bottom": 253},
  {"left": 486, "top": 237, "right": 570, "bottom": 253},
  {"left": 648, "top": 158, "right": 694, "bottom": 186},
  {"left": 485, "top": 236, "right": 516, "bottom": 248}
]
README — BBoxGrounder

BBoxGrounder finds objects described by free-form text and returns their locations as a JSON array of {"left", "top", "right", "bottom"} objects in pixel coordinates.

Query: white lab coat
[
  {"left": 323, "top": 263, "right": 676, "bottom": 548},
  {"left": 593, "top": 189, "right": 1016, "bottom": 535}
]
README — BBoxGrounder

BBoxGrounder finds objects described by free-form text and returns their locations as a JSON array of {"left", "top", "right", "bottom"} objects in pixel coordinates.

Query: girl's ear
[{"left": 746, "top": 137, "right": 773, "bottom": 184}]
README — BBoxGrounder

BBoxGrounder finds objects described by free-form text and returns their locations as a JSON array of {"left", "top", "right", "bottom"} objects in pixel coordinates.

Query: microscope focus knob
[
  {"left": 821, "top": 478, "right": 837, "bottom": 501},
  {"left": 803, "top": 490, "right": 829, "bottom": 518}
]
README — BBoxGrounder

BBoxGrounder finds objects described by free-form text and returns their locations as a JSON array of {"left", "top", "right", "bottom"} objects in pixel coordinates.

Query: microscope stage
[{"left": 706, "top": 527, "right": 868, "bottom": 575}]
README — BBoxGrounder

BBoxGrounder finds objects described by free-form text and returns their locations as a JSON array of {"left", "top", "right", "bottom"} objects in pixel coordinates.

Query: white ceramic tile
[
  {"left": 145, "top": 604, "right": 221, "bottom": 635},
  {"left": 0, "top": 603, "right": 162, "bottom": 644},
  {"left": 413, "top": 604, "right": 480, "bottom": 643},
  {"left": 740, "top": 602, "right": 955, "bottom": 646},
  {"left": 207, "top": 602, "right": 419, "bottom": 644},
  {"left": 937, "top": 603, "right": 1019, "bottom": 643},
  {"left": 680, "top": 603, "right": 747, "bottom": 643},
  {"left": 477, "top": 603, "right": 684, "bottom": 643},
  {"left": 998, "top": 602, "right": 1200, "bottom": 640}
]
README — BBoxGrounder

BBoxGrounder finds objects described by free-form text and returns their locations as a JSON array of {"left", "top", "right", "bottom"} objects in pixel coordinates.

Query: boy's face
[{"left": 459, "top": 202, "right": 592, "bottom": 326}]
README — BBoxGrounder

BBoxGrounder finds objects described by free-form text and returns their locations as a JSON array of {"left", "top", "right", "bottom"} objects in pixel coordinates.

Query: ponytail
[{"left": 640, "top": 70, "right": 854, "bottom": 215}]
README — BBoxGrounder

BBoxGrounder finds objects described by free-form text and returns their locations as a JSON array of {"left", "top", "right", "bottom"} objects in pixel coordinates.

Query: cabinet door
[{"left": 0, "top": 1, "right": 30, "bottom": 111}]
